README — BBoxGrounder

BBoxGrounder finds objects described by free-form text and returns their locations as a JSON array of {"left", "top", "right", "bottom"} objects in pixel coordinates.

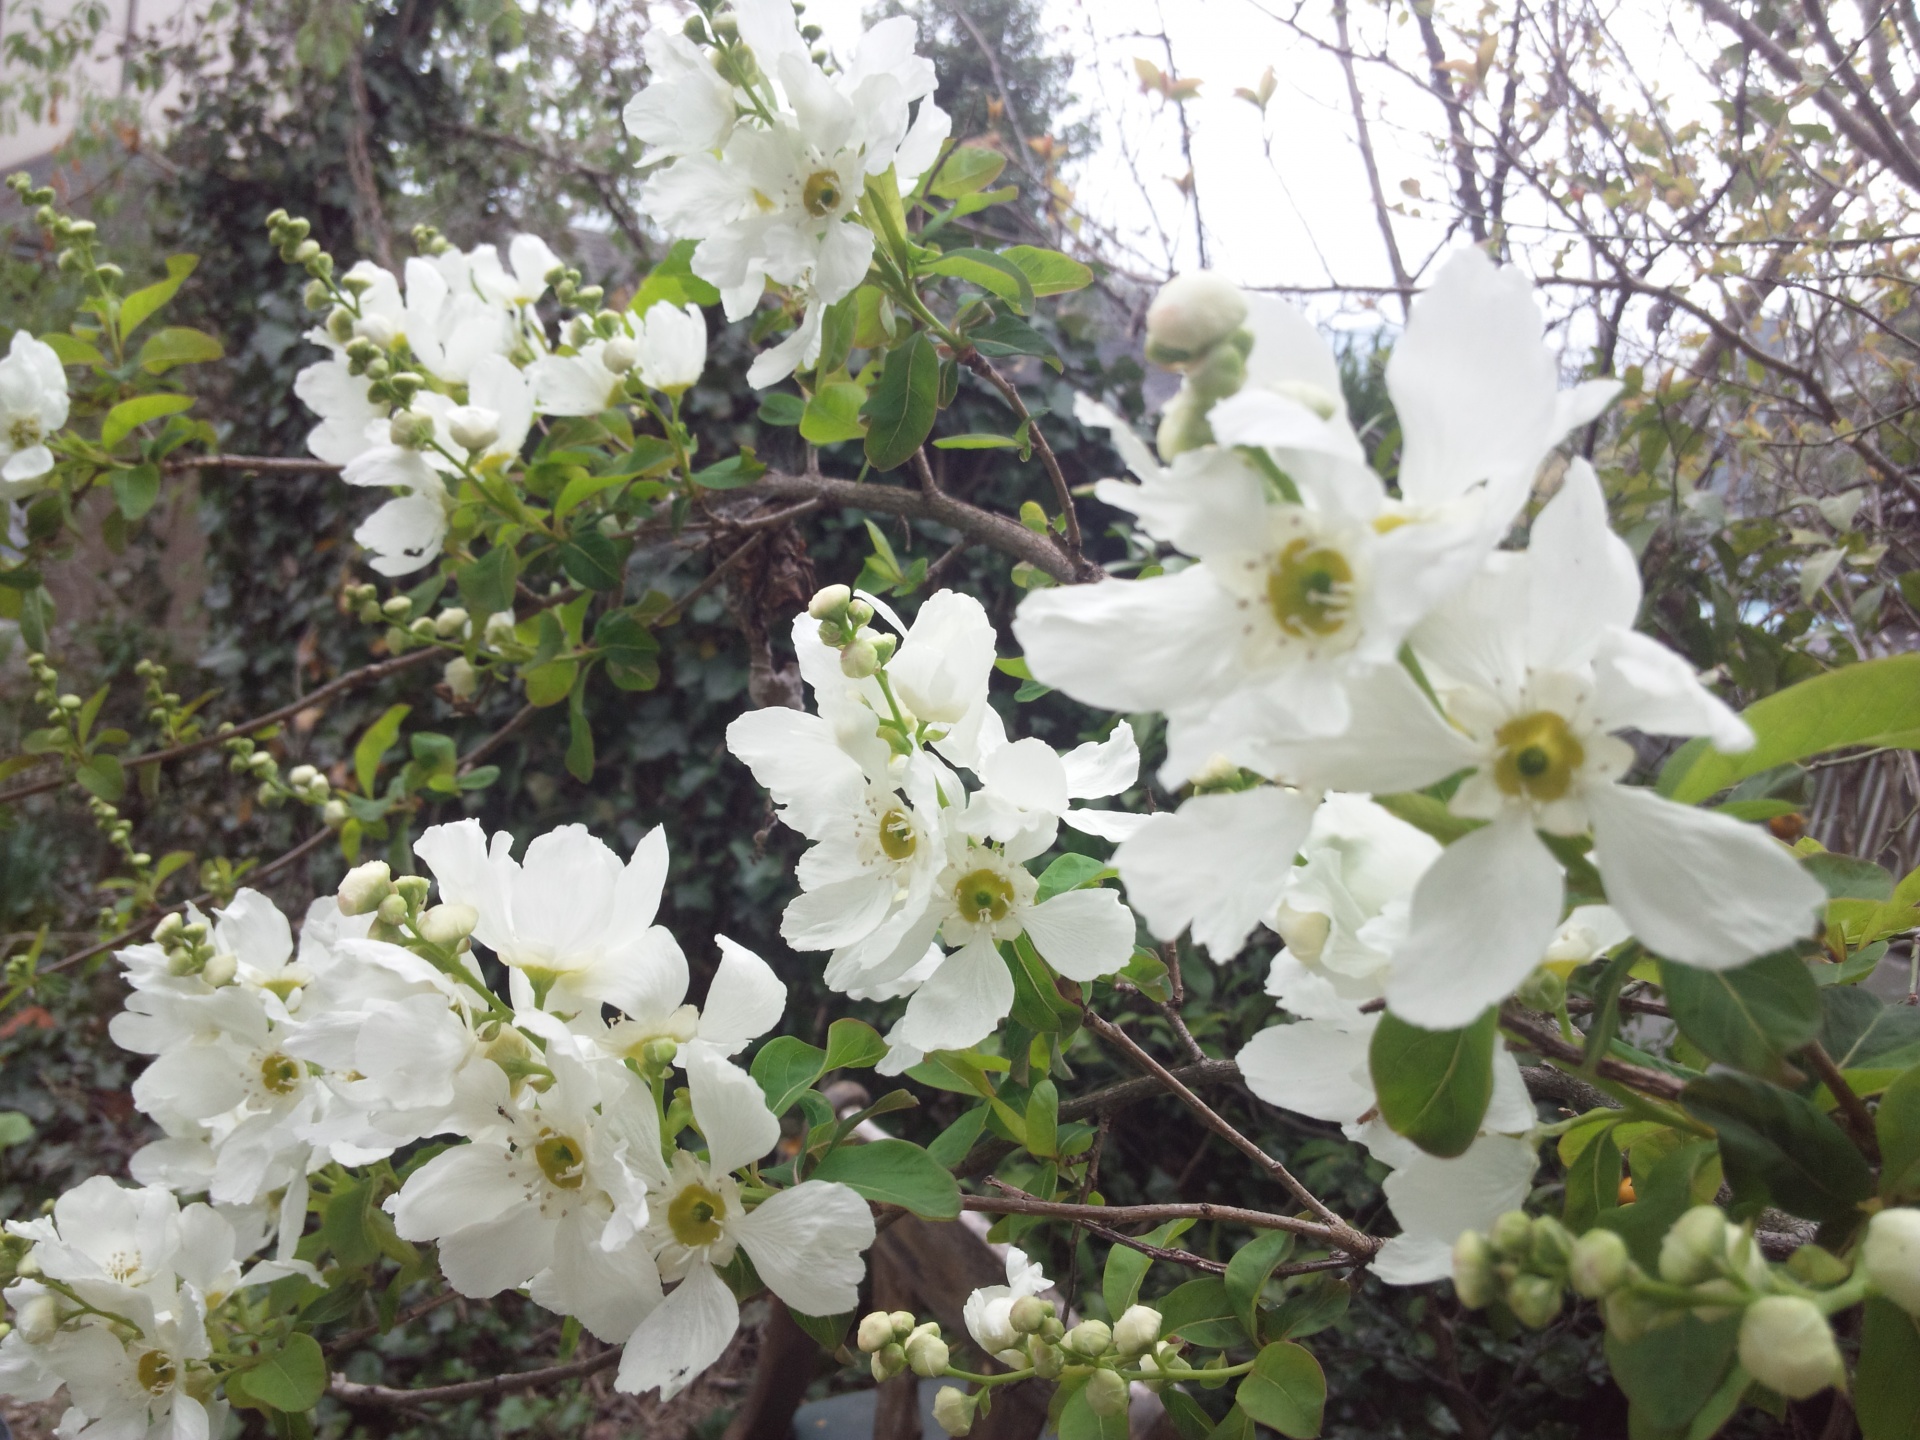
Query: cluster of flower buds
[
  {"left": 1143, "top": 272, "right": 1253, "bottom": 459},
  {"left": 135, "top": 659, "right": 199, "bottom": 745},
  {"left": 152, "top": 911, "right": 233, "bottom": 985},
  {"left": 220, "top": 725, "right": 284, "bottom": 805},
  {"left": 858, "top": 1309, "right": 952, "bottom": 1383},
  {"left": 9, "top": 174, "right": 121, "bottom": 288},
  {"left": 1450, "top": 1209, "right": 1578, "bottom": 1329},
  {"left": 336, "top": 860, "right": 478, "bottom": 950},
  {"left": 544, "top": 261, "right": 604, "bottom": 312},
  {"left": 808, "top": 585, "right": 893, "bottom": 680}
]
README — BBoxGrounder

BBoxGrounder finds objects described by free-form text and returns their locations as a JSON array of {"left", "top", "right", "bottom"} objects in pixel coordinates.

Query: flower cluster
[
  {"left": 726, "top": 586, "right": 1144, "bottom": 1069},
  {"left": 627, "top": 0, "right": 950, "bottom": 385}
]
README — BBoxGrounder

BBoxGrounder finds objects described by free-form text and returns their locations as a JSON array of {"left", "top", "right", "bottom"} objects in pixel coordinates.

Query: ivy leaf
[
  {"left": 1368, "top": 1008, "right": 1496, "bottom": 1158},
  {"left": 861, "top": 330, "right": 940, "bottom": 471}
]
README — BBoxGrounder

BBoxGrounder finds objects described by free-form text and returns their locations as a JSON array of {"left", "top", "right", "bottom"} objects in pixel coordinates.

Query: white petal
[
  {"left": 1590, "top": 629, "right": 1752, "bottom": 752},
  {"left": 528, "top": 1222, "right": 663, "bottom": 1342},
  {"left": 1238, "top": 1019, "right": 1377, "bottom": 1124},
  {"left": 1586, "top": 784, "right": 1825, "bottom": 969},
  {"left": 782, "top": 873, "right": 899, "bottom": 951},
  {"left": 731, "top": 1180, "right": 876, "bottom": 1316},
  {"left": 1385, "top": 813, "right": 1564, "bottom": 1029},
  {"left": 1073, "top": 393, "right": 1164, "bottom": 484},
  {"left": 616, "top": 1260, "right": 739, "bottom": 1400},
  {"left": 1523, "top": 459, "right": 1641, "bottom": 669},
  {"left": 896, "top": 936, "right": 1013, "bottom": 1053},
  {"left": 435, "top": 1201, "right": 555, "bottom": 1296},
  {"left": 1061, "top": 722, "right": 1140, "bottom": 799},
  {"left": 686, "top": 1044, "right": 781, "bottom": 1174},
  {"left": 1064, "top": 807, "right": 1152, "bottom": 842},
  {"left": 1243, "top": 665, "right": 1478, "bottom": 794},
  {"left": 979, "top": 738, "right": 1071, "bottom": 818},
  {"left": 746, "top": 301, "right": 823, "bottom": 389},
  {"left": 1021, "top": 888, "right": 1137, "bottom": 982},
  {"left": 697, "top": 937, "right": 788, "bottom": 1051},
  {"left": 1114, "top": 788, "right": 1318, "bottom": 960},
  {"left": 1012, "top": 567, "right": 1241, "bottom": 715},
  {"left": 1372, "top": 1134, "right": 1538, "bottom": 1285},
  {"left": 354, "top": 493, "right": 447, "bottom": 576},
  {"left": 386, "top": 1143, "right": 521, "bottom": 1241},
  {"left": 1552, "top": 378, "right": 1622, "bottom": 436},
  {"left": 610, "top": 825, "right": 671, "bottom": 935}
]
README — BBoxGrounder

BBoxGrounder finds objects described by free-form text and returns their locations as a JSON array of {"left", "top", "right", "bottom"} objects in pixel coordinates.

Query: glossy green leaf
[
  {"left": 1822, "top": 988, "right": 1920, "bottom": 1073},
  {"left": 809, "top": 1138, "right": 961, "bottom": 1217},
  {"left": 136, "top": 325, "right": 224, "bottom": 374},
  {"left": 1057, "top": 1382, "right": 1130, "bottom": 1440},
  {"left": 862, "top": 330, "right": 940, "bottom": 471},
  {"left": 800, "top": 381, "right": 868, "bottom": 445},
  {"left": 457, "top": 544, "right": 519, "bottom": 615},
  {"left": 1368, "top": 1007, "right": 1497, "bottom": 1158},
  {"left": 1002, "top": 245, "right": 1095, "bottom": 296},
  {"left": 323, "top": 1179, "right": 382, "bottom": 1267},
  {"left": 1156, "top": 1276, "right": 1242, "bottom": 1349},
  {"left": 1859, "top": 1299, "right": 1920, "bottom": 1440},
  {"left": 965, "top": 313, "right": 1062, "bottom": 370},
  {"left": 0, "top": 1111, "right": 36, "bottom": 1152},
  {"left": 101, "top": 392, "right": 194, "bottom": 450},
  {"left": 1562, "top": 1127, "right": 1622, "bottom": 1232},
  {"left": 1878, "top": 1066, "right": 1920, "bottom": 1200},
  {"left": 1036, "top": 852, "right": 1110, "bottom": 902},
  {"left": 1025, "top": 1077, "right": 1059, "bottom": 1158},
  {"left": 118, "top": 253, "right": 197, "bottom": 339},
  {"left": 1236, "top": 1342, "right": 1326, "bottom": 1438},
  {"left": 40, "top": 332, "right": 105, "bottom": 367},
  {"left": 75, "top": 754, "right": 125, "bottom": 804},
  {"left": 926, "top": 247, "right": 1035, "bottom": 313},
  {"left": 926, "top": 1105, "right": 988, "bottom": 1168},
  {"left": 595, "top": 610, "right": 661, "bottom": 691},
  {"left": 1660, "top": 653, "right": 1920, "bottom": 803},
  {"left": 565, "top": 674, "right": 594, "bottom": 781},
  {"left": 353, "top": 704, "right": 410, "bottom": 796},
  {"left": 1101, "top": 1218, "right": 1193, "bottom": 1321},
  {"left": 756, "top": 391, "right": 806, "bottom": 427},
  {"left": 1605, "top": 1314, "right": 1739, "bottom": 1432},
  {"left": 933, "top": 431, "right": 1024, "bottom": 449},
  {"left": 1659, "top": 950, "right": 1819, "bottom": 1076},
  {"left": 1226, "top": 1229, "right": 1295, "bottom": 1339},
  {"left": 1682, "top": 1071, "right": 1875, "bottom": 1223},
  {"left": 237, "top": 1331, "right": 327, "bottom": 1412},
  {"left": 930, "top": 144, "right": 1008, "bottom": 197},
  {"left": 1263, "top": 1276, "right": 1350, "bottom": 1342},
  {"left": 111, "top": 465, "right": 162, "bottom": 521},
  {"left": 823, "top": 1017, "right": 888, "bottom": 1071},
  {"left": 522, "top": 658, "right": 578, "bottom": 708},
  {"left": 752, "top": 1037, "right": 828, "bottom": 1117},
  {"left": 559, "top": 529, "right": 625, "bottom": 591},
  {"left": 788, "top": 1308, "right": 852, "bottom": 1352}
]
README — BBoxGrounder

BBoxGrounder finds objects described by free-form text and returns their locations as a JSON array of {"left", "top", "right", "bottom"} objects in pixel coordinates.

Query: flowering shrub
[{"left": 4, "top": 2, "right": 1920, "bottom": 1437}]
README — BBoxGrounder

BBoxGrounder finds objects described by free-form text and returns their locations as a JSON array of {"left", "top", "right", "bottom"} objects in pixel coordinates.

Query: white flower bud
[
  {"left": 870, "top": 1342, "right": 907, "bottom": 1382},
  {"left": 322, "top": 798, "right": 350, "bottom": 829},
  {"left": 1063, "top": 1319, "right": 1112, "bottom": 1358},
  {"left": 1659, "top": 1205, "right": 1730, "bottom": 1285},
  {"left": 446, "top": 404, "right": 502, "bottom": 454},
  {"left": 1146, "top": 271, "right": 1248, "bottom": 361},
  {"left": 840, "top": 637, "right": 881, "bottom": 678},
  {"left": 1112, "top": 1304, "right": 1162, "bottom": 1356},
  {"left": 201, "top": 951, "right": 238, "bottom": 987},
  {"left": 1084, "top": 1367, "right": 1129, "bottom": 1418},
  {"left": 1507, "top": 1273, "right": 1563, "bottom": 1330},
  {"left": 1452, "top": 1230, "right": 1498, "bottom": 1308},
  {"left": 388, "top": 408, "right": 437, "bottom": 449},
  {"left": 1009, "top": 1295, "right": 1053, "bottom": 1334},
  {"left": 1489, "top": 1211, "right": 1535, "bottom": 1258},
  {"left": 905, "top": 1326, "right": 950, "bottom": 1377},
  {"left": 354, "top": 313, "right": 398, "bottom": 348},
  {"left": 484, "top": 611, "right": 518, "bottom": 645},
  {"left": 1569, "top": 1228, "right": 1632, "bottom": 1298},
  {"left": 856, "top": 1311, "right": 896, "bottom": 1353},
  {"left": 931, "top": 1385, "right": 976, "bottom": 1436},
  {"left": 808, "top": 584, "right": 852, "bottom": 620},
  {"left": 15, "top": 1292, "right": 59, "bottom": 1344},
  {"left": 443, "top": 656, "right": 478, "bottom": 700},
  {"left": 1738, "top": 1296, "right": 1845, "bottom": 1400},
  {"left": 435, "top": 607, "right": 470, "bottom": 638},
  {"left": 287, "top": 765, "right": 318, "bottom": 788},
  {"left": 337, "top": 860, "right": 393, "bottom": 915},
  {"left": 419, "top": 903, "right": 479, "bottom": 946},
  {"left": 1029, "top": 1337, "right": 1064, "bottom": 1378},
  {"left": 1866, "top": 1209, "right": 1920, "bottom": 1314},
  {"left": 601, "top": 336, "right": 639, "bottom": 373}
]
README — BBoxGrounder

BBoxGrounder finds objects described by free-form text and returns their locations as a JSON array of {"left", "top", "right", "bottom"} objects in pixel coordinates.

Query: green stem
[{"left": 941, "top": 1366, "right": 1035, "bottom": 1386}]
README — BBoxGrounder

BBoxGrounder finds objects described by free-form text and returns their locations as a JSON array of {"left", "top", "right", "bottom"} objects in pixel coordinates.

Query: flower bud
[
  {"left": 1514, "top": 966, "right": 1567, "bottom": 1013},
  {"left": 840, "top": 637, "right": 881, "bottom": 678},
  {"left": 443, "top": 656, "right": 478, "bottom": 701},
  {"left": 1507, "top": 1274, "right": 1563, "bottom": 1331},
  {"left": 856, "top": 1311, "right": 896, "bottom": 1353},
  {"left": 1867, "top": 1209, "right": 1920, "bottom": 1313},
  {"left": 154, "top": 912, "right": 185, "bottom": 943},
  {"left": 322, "top": 799, "right": 350, "bottom": 829},
  {"left": 870, "top": 1342, "right": 907, "bottom": 1382},
  {"left": 1009, "top": 1295, "right": 1053, "bottom": 1334},
  {"left": 602, "top": 336, "right": 639, "bottom": 373},
  {"left": 419, "top": 903, "right": 478, "bottom": 946},
  {"left": 376, "top": 892, "right": 410, "bottom": 926},
  {"left": 337, "top": 860, "right": 393, "bottom": 915},
  {"left": 447, "top": 405, "right": 501, "bottom": 454},
  {"left": 931, "top": 1385, "right": 975, "bottom": 1437},
  {"left": 1145, "top": 271, "right": 1248, "bottom": 364},
  {"left": 1490, "top": 1211, "right": 1535, "bottom": 1259},
  {"left": 287, "top": 765, "right": 318, "bottom": 788},
  {"left": 905, "top": 1326, "right": 950, "bottom": 1377},
  {"left": 485, "top": 611, "right": 518, "bottom": 645},
  {"left": 1272, "top": 903, "right": 1331, "bottom": 963},
  {"left": 1658, "top": 1205, "right": 1729, "bottom": 1285},
  {"left": 435, "top": 607, "right": 470, "bottom": 638},
  {"left": 1452, "top": 1230, "right": 1498, "bottom": 1309},
  {"left": 388, "top": 408, "right": 437, "bottom": 449},
  {"left": 1112, "top": 1304, "right": 1162, "bottom": 1356},
  {"left": 1530, "top": 1216, "right": 1575, "bottom": 1273},
  {"left": 1039, "top": 1315, "right": 1065, "bottom": 1342},
  {"left": 201, "top": 951, "right": 237, "bottom": 988},
  {"left": 1788, "top": 1244, "right": 1851, "bottom": 1289},
  {"left": 1738, "top": 1296, "right": 1845, "bottom": 1400},
  {"left": 15, "top": 1292, "right": 59, "bottom": 1344},
  {"left": 1029, "top": 1337, "right": 1064, "bottom": 1378},
  {"left": 1569, "top": 1228, "right": 1632, "bottom": 1298},
  {"left": 1084, "top": 1367, "right": 1128, "bottom": 1418},
  {"left": 1063, "top": 1319, "right": 1111, "bottom": 1358},
  {"left": 889, "top": 1311, "right": 917, "bottom": 1339},
  {"left": 809, "top": 584, "right": 852, "bottom": 621}
]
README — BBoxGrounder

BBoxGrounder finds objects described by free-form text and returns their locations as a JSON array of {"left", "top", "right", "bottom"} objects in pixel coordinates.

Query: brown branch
[
  {"left": 325, "top": 1291, "right": 460, "bottom": 1354},
  {"left": 0, "top": 649, "right": 441, "bottom": 807},
  {"left": 1079, "top": 1219, "right": 1227, "bottom": 1275},
  {"left": 330, "top": 1346, "right": 619, "bottom": 1407},
  {"left": 1332, "top": 0, "right": 1414, "bottom": 318},
  {"left": 1803, "top": 1039, "right": 1882, "bottom": 1161},
  {"left": 342, "top": 39, "right": 396, "bottom": 273},
  {"left": 162, "top": 454, "right": 345, "bottom": 474},
  {"left": 1081, "top": 1011, "right": 1372, "bottom": 1252},
  {"left": 1497, "top": 1004, "right": 1687, "bottom": 1101},
  {"left": 960, "top": 1190, "right": 1377, "bottom": 1258},
  {"left": 1409, "top": 0, "right": 1489, "bottom": 243},
  {"left": 954, "top": 353, "right": 1088, "bottom": 574},
  {"left": 457, "top": 703, "right": 536, "bottom": 776}
]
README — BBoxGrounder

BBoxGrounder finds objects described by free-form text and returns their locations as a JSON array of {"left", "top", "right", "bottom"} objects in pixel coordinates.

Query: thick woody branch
[{"left": 329, "top": 1347, "right": 619, "bottom": 1407}]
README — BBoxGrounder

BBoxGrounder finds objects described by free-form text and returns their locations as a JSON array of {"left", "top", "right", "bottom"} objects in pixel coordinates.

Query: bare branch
[
  {"left": 1332, "top": 0, "right": 1415, "bottom": 316},
  {"left": 956, "top": 352, "right": 1090, "bottom": 574},
  {"left": 960, "top": 1189, "right": 1378, "bottom": 1258},
  {"left": 330, "top": 1347, "right": 619, "bottom": 1407}
]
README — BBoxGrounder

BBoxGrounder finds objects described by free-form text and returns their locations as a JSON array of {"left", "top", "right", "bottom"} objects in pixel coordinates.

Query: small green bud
[
  {"left": 1009, "top": 1295, "right": 1052, "bottom": 1334},
  {"left": 1452, "top": 1230, "right": 1498, "bottom": 1309},
  {"left": 905, "top": 1326, "right": 949, "bottom": 1377},
  {"left": 337, "top": 860, "right": 393, "bottom": 915},
  {"left": 1507, "top": 1274, "right": 1563, "bottom": 1331},
  {"left": 1489, "top": 1211, "right": 1534, "bottom": 1259},
  {"left": 1029, "top": 1337, "right": 1064, "bottom": 1378},
  {"left": 1112, "top": 1304, "right": 1162, "bottom": 1356},
  {"left": 376, "top": 893, "right": 410, "bottom": 927},
  {"left": 931, "top": 1385, "right": 975, "bottom": 1437},
  {"left": 1062, "top": 1319, "right": 1111, "bottom": 1358},
  {"left": 1658, "top": 1205, "right": 1729, "bottom": 1285},
  {"left": 870, "top": 1342, "right": 907, "bottom": 1382},
  {"left": 1530, "top": 1216, "right": 1575, "bottom": 1273},
  {"left": 683, "top": 13, "right": 710, "bottom": 41},
  {"left": 1514, "top": 966, "right": 1567, "bottom": 1013},
  {"left": 1568, "top": 1228, "right": 1632, "bottom": 1298}
]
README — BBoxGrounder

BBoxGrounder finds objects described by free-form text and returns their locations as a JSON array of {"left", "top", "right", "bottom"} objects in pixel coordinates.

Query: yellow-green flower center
[
  {"left": 534, "top": 1132, "right": 587, "bottom": 1191},
  {"left": 668, "top": 1183, "right": 727, "bottom": 1248},
  {"left": 259, "top": 1053, "right": 303, "bottom": 1095},
  {"left": 1493, "top": 711, "right": 1586, "bottom": 802},
  {"left": 1265, "top": 539, "right": 1353, "bottom": 639},
  {"left": 802, "top": 170, "right": 844, "bottom": 218},
  {"left": 137, "top": 1350, "right": 176, "bottom": 1395},
  {"left": 878, "top": 807, "right": 917, "bottom": 861},
  {"left": 954, "top": 867, "right": 1016, "bottom": 925},
  {"left": 8, "top": 416, "right": 41, "bottom": 450}
]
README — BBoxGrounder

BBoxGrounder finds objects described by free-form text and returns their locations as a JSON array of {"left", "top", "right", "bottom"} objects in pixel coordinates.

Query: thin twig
[
  {"left": 162, "top": 454, "right": 345, "bottom": 473},
  {"left": 656, "top": 530, "right": 771, "bottom": 629},
  {"left": 1498, "top": 1004, "right": 1687, "bottom": 1101},
  {"left": 1078, "top": 1218, "right": 1227, "bottom": 1275},
  {"left": 330, "top": 1347, "right": 619, "bottom": 1407},
  {"left": 909, "top": 447, "right": 940, "bottom": 496},
  {"left": 955, "top": 353, "right": 1088, "bottom": 574},
  {"left": 457, "top": 704, "right": 536, "bottom": 776},
  {"left": 1803, "top": 1039, "right": 1882, "bottom": 1162},
  {"left": 1332, "top": 0, "right": 1413, "bottom": 319},
  {"left": 325, "top": 1291, "right": 460, "bottom": 1354},
  {"left": 961, "top": 1188, "right": 1378, "bottom": 1258}
]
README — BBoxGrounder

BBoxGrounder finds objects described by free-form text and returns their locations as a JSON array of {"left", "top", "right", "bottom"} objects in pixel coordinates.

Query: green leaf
[
  {"left": 1036, "top": 852, "right": 1110, "bottom": 902},
  {"left": 629, "top": 239, "right": 721, "bottom": 313},
  {"left": 1156, "top": 1276, "right": 1243, "bottom": 1348},
  {"left": 353, "top": 704, "right": 410, "bottom": 796},
  {"left": 1822, "top": 989, "right": 1920, "bottom": 1074},
  {"left": 1859, "top": 1298, "right": 1920, "bottom": 1440},
  {"left": 926, "top": 1105, "right": 988, "bottom": 1168},
  {"left": 965, "top": 313, "right": 1062, "bottom": 369},
  {"left": 101, "top": 392, "right": 194, "bottom": 450},
  {"left": 523, "top": 658, "right": 579, "bottom": 708},
  {"left": 1002, "top": 245, "right": 1096, "bottom": 296},
  {"left": 1368, "top": 1008, "right": 1497, "bottom": 1158},
  {"left": 1562, "top": 1127, "right": 1623, "bottom": 1232},
  {"left": 560, "top": 529, "right": 626, "bottom": 592},
  {"left": 752, "top": 1036, "right": 829, "bottom": 1116},
  {"left": 0, "top": 1111, "right": 35, "bottom": 1151},
  {"left": 933, "top": 431, "right": 1024, "bottom": 450},
  {"left": 1203, "top": 1406, "right": 1257, "bottom": 1440},
  {"left": 1236, "top": 1342, "right": 1326, "bottom": 1438},
  {"left": 1604, "top": 1314, "right": 1739, "bottom": 1432},
  {"left": 756, "top": 391, "right": 807, "bottom": 427},
  {"left": 808, "top": 1139, "right": 961, "bottom": 1218},
  {"left": 41, "top": 332, "right": 105, "bottom": 367},
  {"left": 111, "top": 465, "right": 162, "bottom": 521},
  {"left": 75, "top": 754, "right": 126, "bottom": 803},
  {"left": 565, "top": 673, "right": 595, "bottom": 782},
  {"left": 1162, "top": 1389, "right": 1217, "bottom": 1440},
  {"left": 1659, "top": 950, "right": 1820, "bottom": 1077},
  {"left": 1878, "top": 1066, "right": 1920, "bottom": 1201},
  {"left": 1660, "top": 653, "right": 1920, "bottom": 803},
  {"left": 1008, "top": 934, "right": 1080, "bottom": 1032},
  {"left": 1264, "top": 1276, "right": 1350, "bottom": 1342},
  {"left": 1808, "top": 851, "right": 1895, "bottom": 899},
  {"left": 1682, "top": 1071, "right": 1875, "bottom": 1224},
  {"left": 118, "top": 253, "right": 197, "bottom": 340},
  {"left": 788, "top": 1308, "right": 853, "bottom": 1352},
  {"left": 136, "top": 325, "right": 224, "bottom": 374},
  {"left": 950, "top": 185, "right": 1019, "bottom": 218},
  {"left": 1102, "top": 1219, "right": 1194, "bottom": 1320},
  {"left": 862, "top": 331, "right": 940, "bottom": 471},
  {"left": 323, "top": 1179, "right": 382, "bottom": 1267},
  {"left": 824, "top": 1017, "right": 888, "bottom": 1071},
  {"left": 930, "top": 145, "right": 1008, "bottom": 197},
  {"left": 926, "top": 247, "right": 1035, "bottom": 313},
  {"left": 1226, "top": 1230, "right": 1296, "bottom": 1340},
  {"left": 690, "top": 447, "right": 769, "bottom": 490},
  {"left": 1025, "top": 1077, "right": 1059, "bottom": 1158},
  {"left": 458, "top": 545, "right": 519, "bottom": 615},
  {"left": 1058, "top": 1383, "right": 1130, "bottom": 1440},
  {"left": 238, "top": 1331, "right": 327, "bottom": 1412},
  {"left": 800, "top": 381, "right": 868, "bottom": 445},
  {"left": 1596, "top": 1139, "right": 1721, "bottom": 1268}
]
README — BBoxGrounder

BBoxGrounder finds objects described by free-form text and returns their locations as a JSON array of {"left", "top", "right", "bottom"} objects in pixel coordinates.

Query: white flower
[
  {"left": 632, "top": 302, "right": 708, "bottom": 394},
  {"left": 622, "top": 28, "right": 739, "bottom": 163},
  {"left": 468, "top": 234, "right": 564, "bottom": 312},
  {"left": 613, "top": 1113, "right": 876, "bottom": 1399},
  {"left": 1014, "top": 250, "right": 1620, "bottom": 789},
  {"left": 963, "top": 1247, "right": 1050, "bottom": 1364},
  {"left": 530, "top": 339, "right": 628, "bottom": 417},
  {"left": 1255, "top": 461, "right": 1827, "bottom": 1027},
  {"left": 0, "top": 331, "right": 68, "bottom": 491},
  {"left": 413, "top": 819, "right": 682, "bottom": 1016},
  {"left": 294, "top": 354, "right": 385, "bottom": 467}
]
